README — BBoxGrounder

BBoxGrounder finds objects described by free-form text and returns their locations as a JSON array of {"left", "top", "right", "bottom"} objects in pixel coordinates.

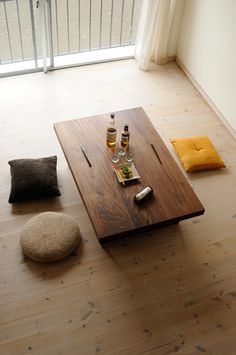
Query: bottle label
[
  {"left": 122, "top": 136, "right": 129, "bottom": 143},
  {"left": 107, "top": 128, "right": 117, "bottom": 144}
]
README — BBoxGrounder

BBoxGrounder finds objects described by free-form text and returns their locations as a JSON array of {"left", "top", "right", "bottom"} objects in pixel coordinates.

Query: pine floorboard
[{"left": 0, "top": 60, "right": 236, "bottom": 355}]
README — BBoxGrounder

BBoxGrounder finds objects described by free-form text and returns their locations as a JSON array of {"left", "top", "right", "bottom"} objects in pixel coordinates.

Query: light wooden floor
[{"left": 1, "top": 60, "right": 236, "bottom": 355}]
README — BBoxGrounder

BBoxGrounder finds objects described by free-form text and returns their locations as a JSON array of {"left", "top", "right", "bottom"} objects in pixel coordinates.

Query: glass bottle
[
  {"left": 121, "top": 124, "right": 130, "bottom": 148},
  {"left": 106, "top": 113, "right": 117, "bottom": 147}
]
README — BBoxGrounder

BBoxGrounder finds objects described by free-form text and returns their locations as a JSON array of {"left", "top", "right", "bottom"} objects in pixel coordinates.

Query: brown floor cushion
[
  {"left": 20, "top": 212, "right": 81, "bottom": 262},
  {"left": 8, "top": 156, "right": 61, "bottom": 203}
]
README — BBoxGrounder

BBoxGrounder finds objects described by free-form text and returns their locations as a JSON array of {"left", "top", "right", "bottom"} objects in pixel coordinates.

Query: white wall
[{"left": 177, "top": 0, "right": 236, "bottom": 131}]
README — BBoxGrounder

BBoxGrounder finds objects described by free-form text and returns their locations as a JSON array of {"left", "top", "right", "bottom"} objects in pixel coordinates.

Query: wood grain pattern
[{"left": 54, "top": 107, "right": 204, "bottom": 243}]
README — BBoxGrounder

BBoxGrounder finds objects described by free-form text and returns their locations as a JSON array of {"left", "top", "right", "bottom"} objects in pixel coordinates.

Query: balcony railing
[{"left": 0, "top": 0, "right": 142, "bottom": 73}]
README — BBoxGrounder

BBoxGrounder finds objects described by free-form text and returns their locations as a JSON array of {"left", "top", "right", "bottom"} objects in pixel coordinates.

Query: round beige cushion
[{"left": 20, "top": 212, "right": 81, "bottom": 262}]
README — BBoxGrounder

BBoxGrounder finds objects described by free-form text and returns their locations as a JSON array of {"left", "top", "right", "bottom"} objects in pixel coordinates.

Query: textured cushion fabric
[
  {"left": 171, "top": 136, "right": 225, "bottom": 173},
  {"left": 20, "top": 212, "right": 81, "bottom": 262},
  {"left": 8, "top": 156, "right": 61, "bottom": 203}
]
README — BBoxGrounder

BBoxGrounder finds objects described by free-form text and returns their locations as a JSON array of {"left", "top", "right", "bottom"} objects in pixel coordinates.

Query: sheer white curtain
[{"left": 135, "top": 0, "right": 176, "bottom": 70}]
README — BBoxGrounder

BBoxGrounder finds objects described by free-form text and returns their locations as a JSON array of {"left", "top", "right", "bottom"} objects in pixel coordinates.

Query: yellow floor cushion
[{"left": 171, "top": 136, "right": 225, "bottom": 173}]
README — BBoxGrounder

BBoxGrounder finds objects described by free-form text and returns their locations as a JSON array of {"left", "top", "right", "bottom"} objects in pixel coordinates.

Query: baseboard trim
[
  {"left": 167, "top": 55, "right": 176, "bottom": 63},
  {"left": 176, "top": 56, "right": 236, "bottom": 140},
  {"left": 162, "top": 55, "right": 176, "bottom": 64}
]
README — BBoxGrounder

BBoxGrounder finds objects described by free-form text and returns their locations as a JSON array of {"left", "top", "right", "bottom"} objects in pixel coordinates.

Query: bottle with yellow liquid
[
  {"left": 121, "top": 124, "right": 130, "bottom": 148},
  {"left": 106, "top": 113, "right": 117, "bottom": 147}
]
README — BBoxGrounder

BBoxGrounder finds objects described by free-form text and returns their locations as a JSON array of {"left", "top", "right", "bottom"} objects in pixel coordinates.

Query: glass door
[
  {"left": 0, "top": 0, "right": 142, "bottom": 76},
  {"left": 0, "top": 0, "right": 42, "bottom": 76},
  {"left": 48, "top": 0, "right": 142, "bottom": 69}
]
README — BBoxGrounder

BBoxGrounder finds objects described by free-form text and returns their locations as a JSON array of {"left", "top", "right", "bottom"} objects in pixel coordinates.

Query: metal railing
[
  {"left": 0, "top": 0, "right": 41, "bottom": 65},
  {"left": 51, "top": 0, "right": 141, "bottom": 55},
  {"left": 0, "top": 0, "right": 142, "bottom": 68}
]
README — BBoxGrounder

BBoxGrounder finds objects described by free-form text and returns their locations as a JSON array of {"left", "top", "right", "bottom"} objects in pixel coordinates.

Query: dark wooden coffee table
[{"left": 54, "top": 107, "right": 204, "bottom": 244}]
